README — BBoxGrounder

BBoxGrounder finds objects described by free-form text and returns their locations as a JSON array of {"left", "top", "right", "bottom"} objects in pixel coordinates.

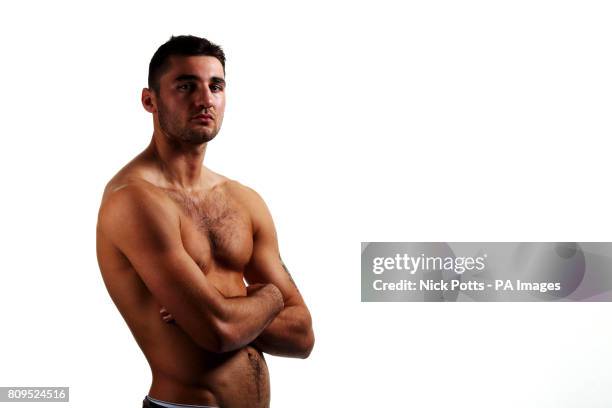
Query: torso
[{"left": 97, "top": 161, "right": 270, "bottom": 408}]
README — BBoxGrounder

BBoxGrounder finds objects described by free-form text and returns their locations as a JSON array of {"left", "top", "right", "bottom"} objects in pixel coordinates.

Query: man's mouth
[{"left": 192, "top": 113, "right": 214, "bottom": 121}]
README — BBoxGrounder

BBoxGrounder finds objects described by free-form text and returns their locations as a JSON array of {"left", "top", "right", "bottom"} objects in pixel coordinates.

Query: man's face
[{"left": 154, "top": 55, "right": 226, "bottom": 145}]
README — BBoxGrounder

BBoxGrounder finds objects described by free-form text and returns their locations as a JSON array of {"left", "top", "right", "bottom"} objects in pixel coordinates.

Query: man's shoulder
[
  {"left": 98, "top": 178, "right": 177, "bottom": 236},
  {"left": 102, "top": 177, "right": 166, "bottom": 207},
  {"left": 220, "top": 178, "right": 266, "bottom": 210}
]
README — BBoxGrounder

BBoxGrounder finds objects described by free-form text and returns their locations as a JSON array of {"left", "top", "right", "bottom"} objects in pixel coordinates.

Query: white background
[{"left": 1, "top": 1, "right": 611, "bottom": 407}]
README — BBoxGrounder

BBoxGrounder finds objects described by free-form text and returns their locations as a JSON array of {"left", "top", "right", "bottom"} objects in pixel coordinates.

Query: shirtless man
[{"left": 96, "top": 35, "right": 314, "bottom": 408}]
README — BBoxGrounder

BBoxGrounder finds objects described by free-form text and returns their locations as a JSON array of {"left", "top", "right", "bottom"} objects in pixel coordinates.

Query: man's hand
[
  {"left": 246, "top": 283, "right": 283, "bottom": 304},
  {"left": 160, "top": 306, "right": 175, "bottom": 324}
]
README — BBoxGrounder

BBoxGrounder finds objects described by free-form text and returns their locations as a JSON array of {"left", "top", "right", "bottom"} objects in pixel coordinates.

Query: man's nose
[{"left": 195, "top": 87, "right": 214, "bottom": 109}]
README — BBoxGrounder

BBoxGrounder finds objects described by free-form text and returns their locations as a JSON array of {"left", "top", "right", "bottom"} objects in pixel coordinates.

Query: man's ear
[{"left": 141, "top": 88, "right": 157, "bottom": 113}]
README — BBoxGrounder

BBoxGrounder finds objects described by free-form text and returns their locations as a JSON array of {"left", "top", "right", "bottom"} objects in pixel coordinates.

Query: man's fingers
[{"left": 159, "top": 306, "right": 175, "bottom": 323}]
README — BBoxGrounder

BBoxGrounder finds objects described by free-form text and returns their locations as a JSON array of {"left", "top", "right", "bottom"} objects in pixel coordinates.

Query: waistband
[{"left": 143, "top": 395, "right": 218, "bottom": 408}]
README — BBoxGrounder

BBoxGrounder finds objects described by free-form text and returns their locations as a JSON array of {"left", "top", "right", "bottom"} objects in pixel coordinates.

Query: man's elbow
[
  {"left": 297, "top": 328, "right": 315, "bottom": 359},
  {"left": 188, "top": 319, "right": 242, "bottom": 354},
  {"left": 213, "top": 317, "right": 284, "bottom": 353},
  {"left": 295, "top": 312, "right": 315, "bottom": 359}
]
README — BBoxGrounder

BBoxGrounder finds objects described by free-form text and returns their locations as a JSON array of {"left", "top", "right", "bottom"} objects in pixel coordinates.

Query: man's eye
[
  {"left": 211, "top": 84, "right": 224, "bottom": 92},
  {"left": 178, "top": 83, "right": 194, "bottom": 91}
]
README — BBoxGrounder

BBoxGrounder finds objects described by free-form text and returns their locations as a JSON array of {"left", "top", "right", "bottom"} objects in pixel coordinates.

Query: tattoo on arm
[{"left": 280, "top": 256, "right": 299, "bottom": 292}]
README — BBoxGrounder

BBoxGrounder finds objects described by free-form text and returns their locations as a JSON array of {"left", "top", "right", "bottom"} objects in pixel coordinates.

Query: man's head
[{"left": 142, "top": 35, "right": 227, "bottom": 146}]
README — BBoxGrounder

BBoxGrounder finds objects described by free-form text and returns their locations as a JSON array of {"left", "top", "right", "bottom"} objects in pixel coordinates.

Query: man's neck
[{"left": 148, "top": 132, "right": 207, "bottom": 191}]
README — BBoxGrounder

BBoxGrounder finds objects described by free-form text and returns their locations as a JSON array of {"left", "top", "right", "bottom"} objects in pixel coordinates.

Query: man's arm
[
  {"left": 243, "top": 188, "right": 315, "bottom": 359},
  {"left": 97, "top": 183, "right": 284, "bottom": 353}
]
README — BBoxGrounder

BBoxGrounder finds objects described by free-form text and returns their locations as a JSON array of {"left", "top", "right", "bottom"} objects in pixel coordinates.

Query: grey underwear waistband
[{"left": 144, "top": 395, "right": 218, "bottom": 408}]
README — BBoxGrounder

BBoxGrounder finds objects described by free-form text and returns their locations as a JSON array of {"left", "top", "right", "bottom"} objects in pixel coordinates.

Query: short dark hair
[{"left": 148, "top": 35, "right": 226, "bottom": 93}]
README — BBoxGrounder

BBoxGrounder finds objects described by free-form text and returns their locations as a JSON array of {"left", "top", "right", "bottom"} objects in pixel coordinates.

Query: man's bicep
[
  {"left": 246, "top": 244, "right": 302, "bottom": 302},
  {"left": 244, "top": 194, "right": 304, "bottom": 306}
]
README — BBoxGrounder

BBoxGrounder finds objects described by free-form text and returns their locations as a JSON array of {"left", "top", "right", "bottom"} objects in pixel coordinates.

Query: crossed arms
[{"left": 97, "top": 183, "right": 314, "bottom": 358}]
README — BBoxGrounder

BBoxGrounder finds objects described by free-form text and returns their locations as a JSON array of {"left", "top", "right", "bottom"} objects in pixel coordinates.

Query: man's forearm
[
  {"left": 214, "top": 284, "right": 284, "bottom": 353},
  {"left": 252, "top": 304, "right": 314, "bottom": 358}
]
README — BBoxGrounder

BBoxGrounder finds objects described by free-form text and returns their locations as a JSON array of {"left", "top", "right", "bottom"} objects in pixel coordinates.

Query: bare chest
[{"left": 164, "top": 188, "right": 253, "bottom": 273}]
